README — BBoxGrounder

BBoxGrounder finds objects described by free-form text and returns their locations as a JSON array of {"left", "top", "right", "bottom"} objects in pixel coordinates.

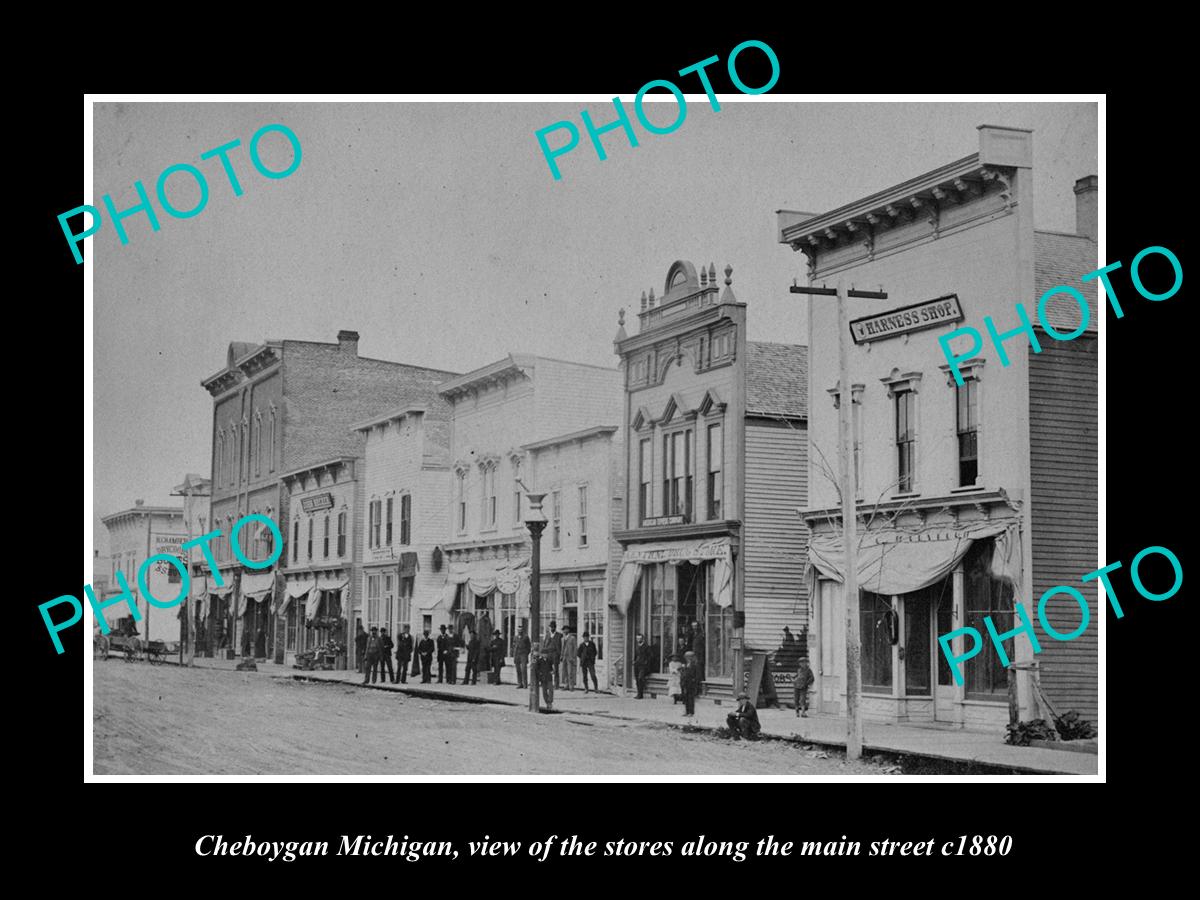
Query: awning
[
  {"left": 277, "top": 578, "right": 315, "bottom": 615},
  {"left": 424, "top": 560, "right": 528, "bottom": 610},
  {"left": 614, "top": 538, "right": 734, "bottom": 614},
  {"left": 315, "top": 574, "right": 348, "bottom": 592},
  {"left": 806, "top": 520, "right": 1021, "bottom": 597},
  {"left": 241, "top": 571, "right": 275, "bottom": 602}
]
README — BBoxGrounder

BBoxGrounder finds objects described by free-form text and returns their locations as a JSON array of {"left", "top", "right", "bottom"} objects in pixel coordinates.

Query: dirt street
[{"left": 93, "top": 662, "right": 889, "bottom": 776}]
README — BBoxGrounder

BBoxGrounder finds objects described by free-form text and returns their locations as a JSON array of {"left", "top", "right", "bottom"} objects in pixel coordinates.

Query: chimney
[
  {"left": 135, "top": 499, "right": 144, "bottom": 507},
  {"left": 1073, "top": 175, "right": 1097, "bottom": 242},
  {"left": 337, "top": 330, "right": 359, "bottom": 355}
]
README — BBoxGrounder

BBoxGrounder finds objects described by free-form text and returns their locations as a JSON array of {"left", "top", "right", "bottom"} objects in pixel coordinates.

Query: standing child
[{"left": 793, "top": 656, "right": 815, "bottom": 717}]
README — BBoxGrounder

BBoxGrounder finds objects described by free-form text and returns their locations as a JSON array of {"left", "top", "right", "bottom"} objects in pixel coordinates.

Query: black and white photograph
[{"left": 83, "top": 96, "right": 1102, "bottom": 780}]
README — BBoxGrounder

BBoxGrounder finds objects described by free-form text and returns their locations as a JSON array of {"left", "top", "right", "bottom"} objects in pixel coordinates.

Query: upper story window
[
  {"left": 481, "top": 463, "right": 497, "bottom": 529},
  {"left": 512, "top": 457, "right": 523, "bottom": 524},
  {"left": 306, "top": 517, "right": 314, "bottom": 560},
  {"left": 400, "top": 493, "right": 412, "bottom": 546},
  {"left": 629, "top": 355, "right": 650, "bottom": 385},
  {"left": 337, "top": 511, "right": 347, "bottom": 557},
  {"left": 639, "top": 438, "right": 652, "bottom": 523},
  {"left": 385, "top": 496, "right": 394, "bottom": 545},
  {"left": 578, "top": 485, "right": 589, "bottom": 547},
  {"left": 253, "top": 412, "right": 262, "bottom": 477},
  {"left": 456, "top": 470, "right": 468, "bottom": 533},
  {"left": 215, "top": 431, "right": 224, "bottom": 487},
  {"left": 292, "top": 519, "right": 299, "bottom": 563},
  {"left": 706, "top": 422, "right": 723, "bottom": 520},
  {"left": 551, "top": 490, "right": 561, "bottom": 549},
  {"left": 369, "top": 499, "right": 382, "bottom": 548},
  {"left": 957, "top": 377, "right": 980, "bottom": 487},
  {"left": 268, "top": 407, "right": 277, "bottom": 473},
  {"left": 709, "top": 330, "right": 735, "bottom": 365},
  {"left": 323, "top": 514, "right": 330, "bottom": 558},
  {"left": 662, "top": 429, "right": 693, "bottom": 519},
  {"left": 882, "top": 370, "right": 923, "bottom": 495}
]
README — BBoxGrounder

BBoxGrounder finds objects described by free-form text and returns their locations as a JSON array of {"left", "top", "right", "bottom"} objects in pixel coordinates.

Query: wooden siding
[
  {"left": 1029, "top": 336, "right": 1098, "bottom": 722},
  {"left": 743, "top": 418, "right": 809, "bottom": 654}
]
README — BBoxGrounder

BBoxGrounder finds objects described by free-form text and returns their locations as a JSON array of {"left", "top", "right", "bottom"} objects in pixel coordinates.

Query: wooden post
[{"left": 837, "top": 280, "right": 863, "bottom": 760}]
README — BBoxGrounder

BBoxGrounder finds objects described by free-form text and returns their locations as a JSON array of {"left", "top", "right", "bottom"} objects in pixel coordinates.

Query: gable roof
[
  {"left": 1034, "top": 230, "right": 1099, "bottom": 335},
  {"left": 747, "top": 342, "right": 808, "bottom": 419}
]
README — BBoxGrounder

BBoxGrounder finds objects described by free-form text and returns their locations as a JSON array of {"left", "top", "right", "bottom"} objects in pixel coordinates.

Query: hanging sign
[{"left": 850, "top": 294, "right": 963, "bottom": 344}]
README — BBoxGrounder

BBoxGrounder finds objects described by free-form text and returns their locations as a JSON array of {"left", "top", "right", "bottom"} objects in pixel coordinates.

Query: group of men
[
  {"left": 509, "top": 621, "right": 602, "bottom": 709},
  {"left": 631, "top": 620, "right": 707, "bottom": 701}
]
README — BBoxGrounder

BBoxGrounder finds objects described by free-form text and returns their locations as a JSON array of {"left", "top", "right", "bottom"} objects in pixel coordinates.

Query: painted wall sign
[
  {"left": 641, "top": 515, "right": 688, "bottom": 527},
  {"left": 849, "top": 294, "right": 964, "bottom": 344},
  {"left": 301, "top": 492, "right": 334, "bottom": 513}
]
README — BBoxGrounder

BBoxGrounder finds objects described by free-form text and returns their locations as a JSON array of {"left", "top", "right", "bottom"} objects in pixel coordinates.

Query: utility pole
[{"left": 790, "top": 279, "right": 887, "bottom": 761}]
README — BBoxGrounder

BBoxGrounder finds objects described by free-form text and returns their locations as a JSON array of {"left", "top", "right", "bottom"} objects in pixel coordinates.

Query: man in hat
[
  {"left": 533, "top": 645, "right": 554, "bottom": 709},
  {"left": 417, "top": 629, "right": 436, "bottom": 683},
  {"left": 395, "top": 624, "right": 414, "bottom": 684},
  {"left": 560, "top": 625, "right": 578, "bottom": 691},
  {"left": 543, "top": 620, "right": 563, "bottom": 689},
  {"left": 362, "top": 626, "right": 383, "bottom": 685},
  {"left": 680, "top": 650, "right": 701, "bottom": 717},
  {"left": 378, "top": 627, "right": 395, "bottom": 684},
  {"left": 513, "top": 625, "right": 531, "bottom": 689},
  {"left": 633, "top": 633, "right": 654, "bottom": 700},
  {"left": 578, "top": 631, "right": 599, "bottom": 693},
  {"left": 726, "top": 692, "right": 761, "bottom": 740},
  {"left": 489, "top": 629, "right": 507, "bottom": 684},
  {"left": 793, "top": 655, "right": 815, "bottom": 717},
  {"left": 446, "top": 626, "right": 461, "bottom": 684},
  {"left": 464, "top": 629, "right": 481, "bottom": 685},
  {"left": 354, "top": 623, "right": 368, "bottom": 673},
  {"left": 436, "top": 624, "right": 448, "bottom": 682}
]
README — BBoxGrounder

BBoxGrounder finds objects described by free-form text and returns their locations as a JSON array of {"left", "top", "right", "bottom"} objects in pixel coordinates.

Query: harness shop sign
[{"left": 850, "top": 294, "right": 964, "bottom": 344}]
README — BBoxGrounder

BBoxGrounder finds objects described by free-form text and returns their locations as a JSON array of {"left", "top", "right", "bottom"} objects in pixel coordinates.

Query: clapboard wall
[
  {"left": 743, "top": 417, "right": 809, "bottom": 654},
  {"left": 1028, "top": 335, "right": 1098, "bottom": 722}
]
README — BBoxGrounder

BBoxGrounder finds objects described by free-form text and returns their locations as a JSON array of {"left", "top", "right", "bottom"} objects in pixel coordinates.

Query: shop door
[
  {"left": 902, "top": 589, "right": 932, "bottom": 701},
  {"left": 561, "top": 587, "right": 578, "bottom": 636},
  {"left": 933, "top": 592, "right": 957, "bottom": 722}
]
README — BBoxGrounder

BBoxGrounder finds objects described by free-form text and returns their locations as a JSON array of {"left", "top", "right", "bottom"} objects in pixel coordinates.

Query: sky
[{"left": 91, "top": 99, "right": 1097, "bottom": 555}]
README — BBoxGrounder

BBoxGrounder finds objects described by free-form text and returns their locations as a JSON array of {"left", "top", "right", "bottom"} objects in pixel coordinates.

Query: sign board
[
  {"left": 742, "top": 652, "right": 781, "bottom": 709},
  {"left": 641, "top": 515, "right": 687, "bottom": 527},
  {"left": 301, "top": 492, "right": 335, "bottom": 513},
  {"left": 368, "top": 546, "right": 395, "bottom": 562},
  {"left": 149, "top": 533, "right": 186, "bottom": 577},
  {"left": 849, "top": 294, "right": 963, "bottom": 344}
]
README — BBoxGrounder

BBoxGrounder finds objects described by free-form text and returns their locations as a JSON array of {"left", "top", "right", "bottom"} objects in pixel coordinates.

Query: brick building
[
  {"left": 778, "top": 125, "right": 1098, "bottom": 728},
  {"left": 199, "top": 330, "right": 457, "bottom": 665},
  {"left": 433, "top": 355, "right": 623, "bottom": 675},
  {"left": 612, "top": 261, "right": 810, "bottom": 699}
]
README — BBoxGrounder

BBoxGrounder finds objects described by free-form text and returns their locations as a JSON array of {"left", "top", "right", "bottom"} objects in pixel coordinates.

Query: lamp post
[{"left": 524, "top": 492, "right": 548, "bottom": 713}]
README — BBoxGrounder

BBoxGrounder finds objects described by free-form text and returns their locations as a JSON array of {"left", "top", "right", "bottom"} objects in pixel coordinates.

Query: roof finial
[
  {"left": 724, "top": 264, "right": 733, "bottom": 286},
  {"left": 708, "top": 262, "right": 716, "bottom": 283},
  {"left": 640, "top": 291, "right": 647, "bottom": 313},
  {"left": 700, "top": 266, "right": 707, "bottom": 286},
  {"left": 618, "top": 308, "right": 625, "bottom": 327},
  {"left": 648, "top": 287, "right": 656, "bottom": 308}
]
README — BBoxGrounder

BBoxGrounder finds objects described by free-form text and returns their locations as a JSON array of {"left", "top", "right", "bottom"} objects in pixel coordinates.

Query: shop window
[
  {"left": 551, "top": 491, "right": 561, "bottom": 549},
  {"left": 539, "top": 588, "right": 557, "bottom": 638},
  {"left": 644, "top": 563, "right": 676, "bottom": 674},
  {"left": 400, "top": 494, "right": 411, "bottom": 546},
  {"left": 577, "top": 485, "right": 588, "bottom": 547},
  {"left": 957, "top": 377, "right": 980, "bottom": 487},
  {"left": 638, "top": 438, "right": 652, "bottom": 523},
  {"left": 500, "top": 592, "right": 518, "bottom": 654},
  {"left": 705, "top": 564, "right": 734, "bottom": 679},
  {"left": 286, "top": 602, "right": 297, "bottom": 651},
  {"left": 337, "top": 512, "right": 347, "bottom": 557},
  {"left": 860, "top": 591, "right": 895, "bottom": 694},
  {"left": 706, "top": 422, "right": 723, "bottom": 520},
  {"left": 367, "top": 574, "right": 381, "bottom": 628},
  {"left": 963, "top": 540, "right": 1013, "bottom": 699},
  {"left": 399, "top": 575, "right": 414, "bottom": 631},
  {"left": 582, "top": 587, "right": 604, "bottom": 659},
  {"left": 662, "top": 429, "right": 693, "bottom": 519},
  {"left": 383, "top": 573, "right": 395, "bottom": 634}
]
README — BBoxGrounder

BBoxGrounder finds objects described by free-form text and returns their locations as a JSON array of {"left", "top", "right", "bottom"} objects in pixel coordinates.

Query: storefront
[
  {"left": 237, "top": 571, "right": 275, "bottom": 659},
  {"left": 432, "top": 559, "right": 530, "bottom": 655},
  {"left": 201, "top": 583, "right": 234, "bottom": 658},
  {"left": 806, "top": 515, "right": 1023, "bottom": 728},
  {"left": 615, "top": 537, "right": 736, "bottom": 689}
]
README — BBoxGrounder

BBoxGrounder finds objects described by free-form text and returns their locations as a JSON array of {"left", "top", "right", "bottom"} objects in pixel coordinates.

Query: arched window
[
  {"left": 268, "top": 407, "right": 277, "bottom": 473},
  {"left": 253, "top": 412, "right": 263, "bottom": 477}
]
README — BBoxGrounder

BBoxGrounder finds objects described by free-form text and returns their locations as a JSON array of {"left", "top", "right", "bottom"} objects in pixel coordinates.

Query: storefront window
[
  {"left": 500, "top": 592, "right": 517, "bottom": 654},
  {"left": 860, "top": 591, "right": 895, "bottom": 693},
  {"left": 286, "top": 602, "right": 297, "bottom": 651},
  {"left": 366, "top": 574, "right": 381, "bottom": 627},
  {"left": 539, "top": 588, "right": 557, "bottom": 639},
  {"left": 705, "top": 564, "right": 733, "bottom": 679},
  {"left": 581, "top": 587, "right": 604, "bottom": 659},
  {"left": 383, "top": 573, "right": 395, "bottom": 634},
  {"left": 646, "top": 564, "right": 676, "bottom": 673},
  {"left": 964, "top": 539, "right": 1012, "bottom": 699}
]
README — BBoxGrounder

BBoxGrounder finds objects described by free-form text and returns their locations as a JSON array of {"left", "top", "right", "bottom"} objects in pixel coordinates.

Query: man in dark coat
[
  {"left": 362, "top": 627, "right": 383, "bottom": 685},
  {"left": 544, "top": 621, "right": 563, "bottom": 688},
  {"left": 679, "top": 650, "right": 701, "bottom": 717},
  {"left": 578, "top": 631, "right": 599, "bottom": 693},
  {"left": 395, "top": 625, "right": 414, "bottom": 684},
  {"left": 489, "top": 630, "right": 506, "bottom": 684},
  {"left": 513, "top": 625, "right": 531, "bottom": 689},
  {"left": 354, "top": 623, "right": 368, "bottom": 673},
  {"left": 793, "top": 656, "right": 815, "bottom": 717},
  {"left": 417, "top": 630, "right": 436, "bottom": 683},
  {"left": 464, "top": 630, "right": 481, "bottom": 685},
  {"left": 690, "top": 621, "right": 705, "bottom": 676},
  {"left": 446, "top": 626, "right": 461, "bottom": 684},
  {"left": 726, "top": 692, "right": 762, "bottom": 740},
  {"left": 533, "top": 646, "right": 554, "bottom": 709},
  {"left": 633, "top": 633, "right": 654, "bottom": 699},
  {"left": 436, "top": 625, "right": 448, "bottom": 682},
  {"left": 378, "top": 627, "right": 395, "bottom": 684}
]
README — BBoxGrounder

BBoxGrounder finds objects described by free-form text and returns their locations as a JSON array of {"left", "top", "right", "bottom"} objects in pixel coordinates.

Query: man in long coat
[
  {"left": 395, "top": 625, "right": 414, "bottom": 684},
  {"left": 513, "top": 626, "right": 532, "bottom": 689},
  {"left": 417, "top": 630, "right": 436, "bottom": 683}
]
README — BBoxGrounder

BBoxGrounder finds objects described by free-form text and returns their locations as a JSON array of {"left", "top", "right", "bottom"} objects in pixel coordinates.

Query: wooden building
[
  {"left": 612, "top": 260, "right": 809, "bottom": 699},
  {"left": 778, "top": 126, "right": 1098, "bottom": 728}
]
